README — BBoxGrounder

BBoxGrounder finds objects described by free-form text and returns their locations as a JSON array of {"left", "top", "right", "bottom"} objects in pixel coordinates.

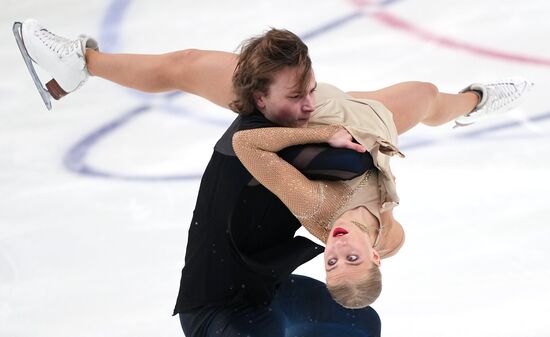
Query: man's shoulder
[
  {"left": 239, "top": 111, "right": 277, "bottom": 130},
  {"left": 214, "top": 111, "right": 276, "bottom": 156}
]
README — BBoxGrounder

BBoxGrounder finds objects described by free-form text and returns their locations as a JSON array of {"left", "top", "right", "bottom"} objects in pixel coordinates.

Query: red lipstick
[{"left": 332, "top": 227, "right": 348, "bottom": 237}]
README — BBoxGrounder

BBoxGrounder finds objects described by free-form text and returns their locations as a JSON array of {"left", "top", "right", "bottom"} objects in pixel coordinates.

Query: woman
[{"left": 232, "top": 81, "right": 407, "bottom": 308}]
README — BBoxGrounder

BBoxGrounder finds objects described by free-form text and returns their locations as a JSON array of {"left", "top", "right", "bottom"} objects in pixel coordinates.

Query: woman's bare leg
[
  {"left": 347, "top": 81, "right": 479, "bottom": 135},
  {"left": 86, "top": 49, "right": 238, "bottom": 109}
]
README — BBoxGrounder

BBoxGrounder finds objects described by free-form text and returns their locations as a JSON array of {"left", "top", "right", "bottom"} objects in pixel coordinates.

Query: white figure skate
[
  {"left": 13, "top": 19, "right": 98, "bottom": 110},
  {"left": 454, "top": 77, "right": 534, "bottom": 128}
]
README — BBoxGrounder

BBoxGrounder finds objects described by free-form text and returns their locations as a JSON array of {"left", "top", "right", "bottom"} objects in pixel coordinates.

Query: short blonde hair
[{"left": 327, "top": 265, "right": 382, "bottom": 309}]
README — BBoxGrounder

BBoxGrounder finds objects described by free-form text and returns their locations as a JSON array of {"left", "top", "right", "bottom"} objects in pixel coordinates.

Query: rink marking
[
  {"left": 63, "top": 0, "right": 549, "bottom": 181},
  {"left": 349, "top": 0, "right": 550, "bottom": 67},
  {"left": 399, "top": 110, "right": 550, "bottom": 151},
  {"left": 99, "top": 0, "right": 132, "bottom": 52},
  {"left": 370, "top": 11, "right": 550, "bottom": 67},
  {"left": 63, "top": 1, "right": 379, "bottom": 181},
  {"left": 64, "top": 105, "right": 550, "bottom": 181},
  {"left": 457, "top": 110, "right": 550, "bottom": 138},
  {"left": 63, "top": 104, "right": 204, "bottom": 182},
  {"left": 300, "top": 12, "right": 363, "bottom": 40}
]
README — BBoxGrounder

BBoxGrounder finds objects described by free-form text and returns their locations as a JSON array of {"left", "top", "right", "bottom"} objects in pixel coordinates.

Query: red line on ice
[{"left": 371, "top": 11, "right": 550, "bottom": 67}]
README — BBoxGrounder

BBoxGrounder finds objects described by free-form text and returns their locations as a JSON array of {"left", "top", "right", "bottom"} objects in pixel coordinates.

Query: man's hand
[{"left": 328, "top": 127, "right": 366, "bottom": 153}]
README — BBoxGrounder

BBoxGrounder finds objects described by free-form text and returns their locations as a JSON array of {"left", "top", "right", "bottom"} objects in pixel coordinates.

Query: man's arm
[{"left": 278, "top": 144, "right": 374, "bottom": 181}]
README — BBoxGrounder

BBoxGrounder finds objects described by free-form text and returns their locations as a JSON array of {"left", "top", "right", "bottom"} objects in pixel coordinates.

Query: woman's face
[{"left": 324, "top": 210, "right": 381, "bottom": 284}]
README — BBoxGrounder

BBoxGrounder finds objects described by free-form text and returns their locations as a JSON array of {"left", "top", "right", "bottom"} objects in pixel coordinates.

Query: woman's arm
[{"left": 232, "top": 125, "right": 346, "bottom": 219}]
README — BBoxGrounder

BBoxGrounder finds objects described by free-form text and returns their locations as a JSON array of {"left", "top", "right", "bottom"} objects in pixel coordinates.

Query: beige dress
[
  {"left": 232, "top": 83, "right": 405, "bottom": 259},
  {"left": 311, "top": 83, "right": 404, "bottom": 213}
]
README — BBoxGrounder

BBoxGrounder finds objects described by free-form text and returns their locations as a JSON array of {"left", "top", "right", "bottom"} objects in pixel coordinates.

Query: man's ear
[{"left": 253, "top": 91, "right": 266, "bottom": 110}]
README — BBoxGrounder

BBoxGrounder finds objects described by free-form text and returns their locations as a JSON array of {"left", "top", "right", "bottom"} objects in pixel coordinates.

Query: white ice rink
[{"left": 1, "top": 0, "right": 550, "bottom": 336}]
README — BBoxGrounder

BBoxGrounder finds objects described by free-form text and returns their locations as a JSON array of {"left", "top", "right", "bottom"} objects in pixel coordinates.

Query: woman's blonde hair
[
  {"left": 327, "top": 265, "right": 382, "bottom": 309},
  {"left": 230, "top": 28, "right": 312, "bottom": 115}
]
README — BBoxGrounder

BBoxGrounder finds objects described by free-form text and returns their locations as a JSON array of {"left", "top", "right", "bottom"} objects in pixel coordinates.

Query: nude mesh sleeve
[{"left": 232, "top": 125, "right": 340, "bottom": 220}]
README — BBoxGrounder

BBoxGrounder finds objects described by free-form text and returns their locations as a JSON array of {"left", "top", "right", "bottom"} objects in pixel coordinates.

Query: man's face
[{"left": 254, "top": 67, "right": 317, "bottom": 127}]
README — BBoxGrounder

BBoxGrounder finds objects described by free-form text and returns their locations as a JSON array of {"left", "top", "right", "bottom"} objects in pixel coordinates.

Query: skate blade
[
  {"left": 13, "top": 21, "right": 52, "bottom": 110},
  {"left": 453, "top": 121, "right": 472, "bottom": 129}
]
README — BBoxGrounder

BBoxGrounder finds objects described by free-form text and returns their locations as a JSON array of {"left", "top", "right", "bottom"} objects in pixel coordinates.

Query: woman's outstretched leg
[
  {"left": 348, "top": 78, "right": 533, "bottom": 133},
  {"left": 86, "top": 49, "right": 238, "bottom": 109},
  {"left": 347, "top": 81, "right": 479, "bottom": 135},
  {"left": 20, "top": 19, "right": 238, "bottom": 110}
]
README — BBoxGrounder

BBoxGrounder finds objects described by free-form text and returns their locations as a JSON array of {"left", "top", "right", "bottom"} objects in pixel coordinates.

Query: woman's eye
[
  {"left": 347, "top": 255, "right": 358, "bottom": 262},
  {"left": 327, "top": 258, "right": 337, "bottom": 266}
]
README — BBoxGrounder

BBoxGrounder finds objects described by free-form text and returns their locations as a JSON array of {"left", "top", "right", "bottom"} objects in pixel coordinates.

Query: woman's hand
[{"left": 328, "top": 127, "right": 366, "bottom": 153}]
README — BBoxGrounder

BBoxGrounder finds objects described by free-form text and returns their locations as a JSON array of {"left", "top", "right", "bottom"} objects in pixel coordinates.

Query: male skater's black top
[{"left": 173, "top": 113, "right": 374, "bottom": 314}]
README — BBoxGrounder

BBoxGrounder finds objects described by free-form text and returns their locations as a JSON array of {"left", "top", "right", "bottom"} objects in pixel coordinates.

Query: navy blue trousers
[{"left": 179, "top": 274, "right": 381, "bottom": 337}]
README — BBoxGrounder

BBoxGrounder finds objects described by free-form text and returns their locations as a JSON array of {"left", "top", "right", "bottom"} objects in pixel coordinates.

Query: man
[{"left": 18, "top": 20, "right": 385, "bottom": 336}]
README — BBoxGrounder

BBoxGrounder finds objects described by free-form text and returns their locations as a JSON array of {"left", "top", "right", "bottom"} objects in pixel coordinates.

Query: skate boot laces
[
  {"left": 35, "top": 28, "right": 81, "bottom": 58},
  {"left": 483, "top": 80, "right": 527, "bottom": 114}
]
